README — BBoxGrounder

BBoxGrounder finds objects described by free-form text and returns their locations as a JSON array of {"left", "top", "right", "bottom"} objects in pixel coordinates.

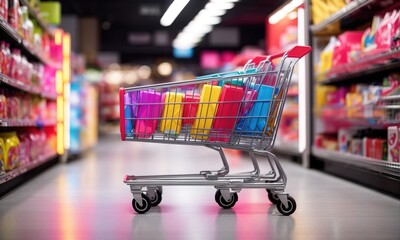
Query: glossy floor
[{"left": 1, "top": 136, "right": 399, "bottom": 240}]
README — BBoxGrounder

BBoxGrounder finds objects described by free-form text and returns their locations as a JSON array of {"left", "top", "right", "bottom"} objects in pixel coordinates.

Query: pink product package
[
  {"left": 239, "top": 89, "right": 258, "bottom": 116},
  {"left": 332, "top": 31, "right": 364, "bottom": 66},
  {"left": 135, "top": 90, "right": 162, "bottom": 138},
  {"left": 388, "top": 126, "right": 399, "bottom": 163},
  {"left": 17, "top": 133, "right": 31, "bottom": 163},
  {"left": 42, "top": 66, "right": 56, "bottom": 94},
  {"left": 375, "top": 10, "right": 400, "bottom": 50}
]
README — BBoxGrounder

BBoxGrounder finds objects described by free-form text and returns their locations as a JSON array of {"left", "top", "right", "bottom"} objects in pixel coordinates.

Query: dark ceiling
[{"left": 59, "top": 0, "right": 285, "bottom": 63}]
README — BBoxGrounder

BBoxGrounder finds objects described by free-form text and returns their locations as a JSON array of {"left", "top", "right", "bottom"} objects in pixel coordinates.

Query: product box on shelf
[
  {"left": 388, "top": 126, "right": 399, "bottom": 162},
  {"left": 363, "top": 137, "right": 374, "bottom": 158},
  {"left": 0, "top": 132, "right": 20, "bottom": 171},
  {"left": 372, "top": 139, "right": 388, "bottom": 160},
  {"left": 0, "top": 88, "right": 6, "bottom": 118},
  {"left": 333, "top": 31, "right": 364, "bottom": 66},
  {"left": 0, "top": 137, "right": 5, "bottom": 174},
  {"left": 338, "top": 128, "right": 357, "bottom": 153},
  {"left": 0, "top": 0, "right": 8, "bottom": 21},
  {"left": 8, "top": 0, "right": 20, "bottom": 31}
]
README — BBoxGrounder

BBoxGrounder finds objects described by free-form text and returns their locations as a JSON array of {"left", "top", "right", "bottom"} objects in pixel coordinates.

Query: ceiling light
[
  {"left": 157, "top": 62, "right": 173, "bottom": 76},
  {"left": 205, "top": 2, "right": 234, "bottom": 10},
  {"left": 194, "top": 15, "right": 221, "bottom": 25},
  {"left": 268, "top": 0, "right": 304, "bottom": 24},
  {"left": 211, "top": 0, "right": 239, "bottom": 2},
  {"left": 138, "top": 65, "right": 152, "bottom": 79},
  {"left": 198, "top": 9, "right": 226, "bottom": 17},
  {"left": 160, "top": 0, "right": 190, "bottom": 27}
]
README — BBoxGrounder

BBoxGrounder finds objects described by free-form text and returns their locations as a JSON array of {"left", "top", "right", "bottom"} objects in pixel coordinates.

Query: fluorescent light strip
[
  {"left": 268, "top": 0, "right": 304, "bottom": 24},
  {"left": 173, "top": 0, "right": 237, "bottom": 49},
  {"left": 160, "top": 0, "right": 190, "bottom": 27}
]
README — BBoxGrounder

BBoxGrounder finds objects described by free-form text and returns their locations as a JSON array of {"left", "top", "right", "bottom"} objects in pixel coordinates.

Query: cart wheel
[
  {"left": 215, "top": 190, "right": 238, "bottom": 209},
  {"left": 267, "top": 190, "right": 280, "bottom": 204},
  {"left": 148, "top": 189, "right": 162, "bottom": 207},
  {"left": 132, "top": 194, "right": 151, "bottom": 214},
  {"left": 277, "top": 196, "right": 296, "bottom": 216}
]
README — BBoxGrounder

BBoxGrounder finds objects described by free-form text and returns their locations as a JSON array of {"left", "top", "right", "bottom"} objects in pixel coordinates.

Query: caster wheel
[
  {"left": 147, "top": 189, "right": 162, "bottom": 207},
  {"left": 215, "top": 190, "right": 238, "bottom": 209},
  {"left": 277, "top": 195, "right": 296, "bottom": 216},
  {"left": 267, "top": 190, "right": 280, "bottom": 204},
  {"left": 132, "top": 194, "right": 151, "bottom": 214}
]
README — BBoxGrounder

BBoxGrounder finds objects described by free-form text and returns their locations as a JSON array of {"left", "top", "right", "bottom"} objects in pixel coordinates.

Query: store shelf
[
  {"left": 0, "top": 73, "right": 57, "bottom": 100},
  {"left": 311, "top": 0, "right": 375, "bottom": 33},
  {"left": 19, "top": 0, "right": 54, "bottom": 38},
  {"left": 312, "top": 146, "right": 400, "bottom": 177},
  {"left": 318, "top": 109, "right": 399, "bottom": 128},
  {"left": 0, "top": 152, "right": 58, "bottom": 185},
  {"left": 0, "top": 119, "right": 57, "bottom": 127},
  {"left": 0, "top": 16, "right": 59, "bottom": 67},
  {"left": 317, "top": 49, "right": 400, "bottom": 85}
]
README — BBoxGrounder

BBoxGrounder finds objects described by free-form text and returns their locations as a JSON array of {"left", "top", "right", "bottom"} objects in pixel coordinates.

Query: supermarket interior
[{"left": 0, "top": 0, "right": 400, "bottom": 239}]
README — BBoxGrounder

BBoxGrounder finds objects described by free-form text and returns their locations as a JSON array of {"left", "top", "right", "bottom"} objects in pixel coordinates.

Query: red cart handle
[{"left": 250, "top": 45, "right": 312, "bottom": 65}]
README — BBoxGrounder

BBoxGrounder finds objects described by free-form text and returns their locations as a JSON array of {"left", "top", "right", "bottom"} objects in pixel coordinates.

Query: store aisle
[{"left": 1, "top": 135, "right": 399, "bottom": 240}]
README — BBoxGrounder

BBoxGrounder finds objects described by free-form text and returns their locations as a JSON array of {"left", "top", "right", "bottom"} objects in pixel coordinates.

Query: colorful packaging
[
  {"left": 0, "top": 88, "right": 6, "bottom": 118},
  {"left": 159, "top": 92, "right": 184, "bottom": 136},
  {"left": 0, "top": 0, "right": 8, "bottom": 21},
  {"left": 210, "top": 84, "right": 244, "bottom": 142},
  {"left": 124, "top": 92, "right": 134, "bottom": 135},
  {"left": 363, "top": 137, "right": 374, "bottom": 158},
  {"left": 182, "top": 92, "right": 199, "bottom": 126},
  {"left": 338, "top": 129, "right": 356, "bottom": 153},
  {"left": 0, "top": 132, "right": 19, "bottom": 170},
  {"left": 388, "top": 126, "right": 399, "bottom": 162},
  {"left": 375, "top": 10, "right": 400, "bottom": 51},
  {"left": 0, "top": 137, "right": 5, "bottom": 174},
  {"left": 350, "top": 138, "right": 363, "bottom": 155},
  {"left": 17, "top": 132, "right": 30, "bottom": 164},
  {"left": 190, "top": 84, "right": 221, "bottom": 140},
  {"left": 8, "top": 0, "right": 19, "bottom": 30},
  {"left": 239, "top": 89, "right": 258, "bottom": 116},
  {"left": 332, "top": 31, "right": 364, "bottom": 66},
  {"left": 319, "top": 37, "right": 337, "bottom": 73},
  {"left": 372, "top": 139, "right": 387, "bottom": 160},
  {"left": 236, "top": 84, "right": 274, "bottom": 135},
  {"left": 134, "top": 90, "right": 162, "bottom": 138}
]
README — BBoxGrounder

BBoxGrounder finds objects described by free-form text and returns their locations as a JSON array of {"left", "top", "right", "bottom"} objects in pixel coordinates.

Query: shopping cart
[{"left": 119, "top": 45, "right": 311, "bottom": 215}]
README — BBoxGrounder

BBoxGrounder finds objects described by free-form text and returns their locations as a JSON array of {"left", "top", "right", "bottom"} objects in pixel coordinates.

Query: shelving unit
[
  {"left": 313, "top": 147, "right": 400, "bottom": 177},
  {"left": 317, "top": 49, "right": 400, "bottom": 85},
  {"left": 310, "top": 0, "right": 374, "bottom": 33},
  {"left": 0, "top": 16, "right": 59, "bottom": 69},
  {"left": 308, "top": 0, "right": 400, "bottom": 197},
  {"left": 0, "top": 74, "right": 57, "bottom": 100},
  {"left": 0, "top": 5, "right": 67, "bottom": 194},
  {"left": 0, "top": 152, "right": 57, "bottom": 185},
  {"left": 19, "top": 0, "right": 54, "bottom": 37}
]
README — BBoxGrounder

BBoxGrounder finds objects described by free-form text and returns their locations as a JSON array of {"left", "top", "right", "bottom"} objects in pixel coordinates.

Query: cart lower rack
[{"left": 119, "top": 45, "right": 311, "bottom": 215}]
